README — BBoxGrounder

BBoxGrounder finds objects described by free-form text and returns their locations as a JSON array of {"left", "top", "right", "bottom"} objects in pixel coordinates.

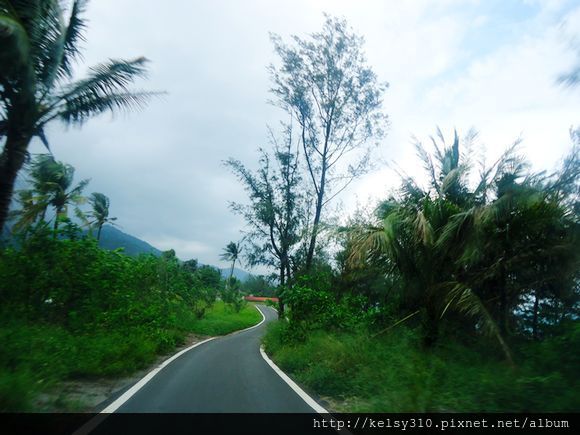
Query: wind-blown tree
[
  {"left": 349, "top": 131, "right": 522, "bottom": 358},
  {"left": 226, "top": 126, "right": 307, "bottom": 316},
  {"left": 220, "top": 241, "right": 242, "bottom": 287},
  {"left": 269, "top": 15, "right": 389, "bottom": 270},
  {"left": 88, "top": 192, "right": 116, "bottom": 240},
  {"left": 350, "top": 129, "right": 580, "bottom": 363},
  {"left": 9, "top": 187, "right": 45, "bottom": 233},
  {"left": 439, "top": 134, "right": 580, "bottom": 341},
  {"left": 0, "top": 0, "right": 158, "bottom": 234},
  {"left": 12, "top": 154, "right": 88, "bottom": 235}
]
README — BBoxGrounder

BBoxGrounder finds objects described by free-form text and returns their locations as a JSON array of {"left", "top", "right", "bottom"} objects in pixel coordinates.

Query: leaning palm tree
[
  {"left": 220, "top": 241, "right": 242, "bottom": 288},
  {"left": 13, "top": 154, "right": 88, "bottom": 235},
  {"left": 88, "top": 192, "right": 116, "bottom": 240},
  {"left": 48, "top": 170, "right": 88, "bottom": 236},
  {"left": 349, "top": 130, "right": 521, "bottom": 362},
  {"left": 11, "top": 154, "right": 61, "bottom": 231},
  {"left": 0, "top": 0, "right": 159, "bottom": 234},
  {"left": 9, "top": 188, "right": 48, "bottom": 233}
]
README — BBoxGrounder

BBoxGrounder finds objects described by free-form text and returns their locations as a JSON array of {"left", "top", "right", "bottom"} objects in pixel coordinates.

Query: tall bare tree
[{"left": 269, "top": 15, "right": 389, "bottom": 269}]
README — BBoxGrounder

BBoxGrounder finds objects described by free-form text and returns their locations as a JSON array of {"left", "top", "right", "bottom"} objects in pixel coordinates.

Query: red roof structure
[{"left": 244, "top": 296, "right": 279, "bottom": 302}]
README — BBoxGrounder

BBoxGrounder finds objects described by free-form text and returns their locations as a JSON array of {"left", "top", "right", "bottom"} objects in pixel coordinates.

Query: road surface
[{"left": 111, "top": 304, "right": 316, "bottom": 413}]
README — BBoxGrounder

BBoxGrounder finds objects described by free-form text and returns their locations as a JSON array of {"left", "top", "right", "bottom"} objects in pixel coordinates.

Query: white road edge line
[
  {"left": 74, "top": 305, "right": 267, "bottom": 434},
  {"left": 229, "top": 303, "right": 266, "bottom": 334},
  {"left": 100, "top": 336, "right": 217, "bottom": 413},
  {"left": 103, "top": 305, "right": 265, "bottom": 413},
  {"left": 256, "top": 306, "right": 329, "bottom": 415}
]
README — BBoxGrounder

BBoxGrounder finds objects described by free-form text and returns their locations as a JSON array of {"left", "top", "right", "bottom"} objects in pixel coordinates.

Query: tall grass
[
  {"left": 263, "top": 321, "right": 580, "bottom": 412},
  {"left": 0, "top": 302, "right": 261, "bottom": 411},
  {"left": 186, "top": 302, "right": 261, "bottom": 336}
]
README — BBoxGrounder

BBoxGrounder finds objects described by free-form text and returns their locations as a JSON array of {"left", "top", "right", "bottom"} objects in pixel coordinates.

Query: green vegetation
[
  {"left": 0, "top": 0, "right": 158, "bottom": 234},
  {"left": 222, "top": 16, "right": 580, "bottom": 413},
  {"left": 259, "top": 130, "right": 580, "bottom": 412},
  {"left": 265, "top": 322, "right": 580, "bottom": 412},
  {"left": 190, "top": 302, "right": 261, "bottom": 336},
  {"left": 0, "top": 225, "right": 259, "bottom": 411},
  {"left": 240, "top": 275, "right": 277, "bottom": 297},
  {"left": 1, "top": 2, "right": 578, "bottom": 416},
  {"left": 219, "top": 241, "right": 246, "bottom": 312}
]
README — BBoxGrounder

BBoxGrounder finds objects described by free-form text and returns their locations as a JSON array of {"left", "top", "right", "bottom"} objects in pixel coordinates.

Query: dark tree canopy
[{"left": 226, "top": 126, "right": 307, "bottom": 315}]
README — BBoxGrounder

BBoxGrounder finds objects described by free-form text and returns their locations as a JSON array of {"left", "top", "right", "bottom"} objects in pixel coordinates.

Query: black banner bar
[{"left": 0, "top": 413, "right": 577, "bottom": 435}]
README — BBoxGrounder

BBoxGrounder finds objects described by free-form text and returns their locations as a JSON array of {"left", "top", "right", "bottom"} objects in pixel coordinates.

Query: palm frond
[
  {"left": 558, "top": 64, "right": 580, "bottom": 88},
  {"left": 347, "top": 224, "right": 389, "bottom": 267},
  {"left": 61, "top": 57, "right": 150, "bottom": 98},
  {"left": 41, "top": 57, "right": 161, "bottom": 124},
  {"left": 413, "top": 210, "right": 433, "bottom": 246},
  {"left": 414, "top": 138, "right": 440, "bottom": 194},
  {"left": 69, "top": 178, "right": 89, "bottom": 197},
  {"left": 33, "top": 0, "right": 67, "bottom": 90},
  {"left": 10, "top": 188, "right": 50, "bottom": 232},
  {"left": 436, "top": 207, "right": 475, "bottom": 250},
  {"left": 0, "top": 13, "right": 34, "bottom": 86},
  {"left": 446, "top": 282, "right": 514, "bottom": 365},
  {"left": 440, "top": 167, "right": 462, "bottom": 195},
  {"left": 74, "top": 205, "right": 89, "bottom": 227},
  {"left": 59, "top": 0, "right": 87, "bottom": 78},
  {"left": 56, "top": 91, "right": 157, "bottom": 124}
]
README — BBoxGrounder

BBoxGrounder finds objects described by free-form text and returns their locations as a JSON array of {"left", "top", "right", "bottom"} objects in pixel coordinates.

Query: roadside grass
[
  {"left": 188, "top": 301, "right": 262, "bottom": 336},
  {"left": 0, "top": 301, "right": 261, "bottom": 411},
  {"left": 263, "top": 321, "right": 580, "bottom": 412}
]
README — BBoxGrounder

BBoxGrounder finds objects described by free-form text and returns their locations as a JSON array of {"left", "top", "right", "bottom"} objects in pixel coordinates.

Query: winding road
[
  {"left": 71, "top": 305, "right": 340, "bottom": 435},
  {"left": 106, "top": 304, "right": 317, "bottom": 413}
]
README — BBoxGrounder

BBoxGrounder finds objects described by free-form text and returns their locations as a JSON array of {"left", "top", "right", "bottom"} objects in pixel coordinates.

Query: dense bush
[
  {"left": 0, "top": 230, "right": 218, "bottom": 331},
  {"left": 283, "top": 282, "right": 369, "bottom": 335},
  {"left": 264, "top": 321, "right": 580, "bottom": 412},
  {"left": 0, "top": 229, "right": 231, "bottom": 410}
]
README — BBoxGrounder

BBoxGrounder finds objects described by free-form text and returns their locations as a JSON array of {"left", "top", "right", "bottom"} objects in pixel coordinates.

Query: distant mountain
[
  {"left": 3, "top": 222, "right": 255, "bottom": 281},
  {"left": 97, "top": 225, "right": 162, "bottom": 257},
  {"left": 99, "top": 227, "right": 253, "bottom": 281},
  {"left": 219, "top": 267, "right": 252, "bottom": 282}
]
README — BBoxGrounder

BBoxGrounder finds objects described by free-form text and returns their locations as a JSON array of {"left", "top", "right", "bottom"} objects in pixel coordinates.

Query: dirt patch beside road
[{"left": 33, "top": 334, "right": 209, "bottom": 412}]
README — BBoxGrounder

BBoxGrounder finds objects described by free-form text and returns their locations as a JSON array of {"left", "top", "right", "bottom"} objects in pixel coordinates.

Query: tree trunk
[
  {"left": 227, "top": 258, "right": 236, "bottom": 289},
  {"left": 53, "top": 210, "right": 60, "bottom": 238},
  {"left": 532, "top": 290, "right": 539, "bottom": 340},
  {"left": 305, "top": 171, "right": 326, "bottom": 270},
  {"left": 97, "top": 224, "right": 103, "bottom": 241},
  {"left": 0, "top": 134, "right": 31, "bottom": 235},
  {"left": 278, "top": 264, "right": 285, "bottom": 319},
  {"left": 498, "top": 261, "right": 509, "bottom": 337}
]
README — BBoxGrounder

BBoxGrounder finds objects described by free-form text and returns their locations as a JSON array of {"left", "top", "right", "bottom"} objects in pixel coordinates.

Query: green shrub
[
  {"left": 0, "top": 232, "right": 247, "bottom": 410},
  {"left": 263, "top": 321, "right": 580, "bottom": 412}
]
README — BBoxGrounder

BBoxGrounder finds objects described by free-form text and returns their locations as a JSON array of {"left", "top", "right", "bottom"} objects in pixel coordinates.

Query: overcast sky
[{"left": 27, "top": 0, "right": 580, "bottom": 270}]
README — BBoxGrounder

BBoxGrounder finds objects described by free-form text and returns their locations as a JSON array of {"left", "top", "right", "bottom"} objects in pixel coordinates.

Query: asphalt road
[{"left": 112, "top": 304, "right": 315, "bottom": 413}]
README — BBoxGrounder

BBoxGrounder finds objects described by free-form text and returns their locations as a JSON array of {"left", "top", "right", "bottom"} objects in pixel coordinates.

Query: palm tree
[
  {"left": 350, "top": 195, "right": 461, "bottom": 346},
  {"left": 13, "top": 154, "right": 88, "bottom": 235},
  {"left": 439, "top": 151, "right": 580, "bottom": 343},
  {"left": 88, "top": 192, "right": 116, "bottom": 240},
  {"left": 349, "top": 130, "right": 518, "bottom": 359},
  {"left": 0, "top": 0, "right": 159, "bottom": 234},
  {"left": 220, "top": 241, "right": 242, "bottom": 288}
]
